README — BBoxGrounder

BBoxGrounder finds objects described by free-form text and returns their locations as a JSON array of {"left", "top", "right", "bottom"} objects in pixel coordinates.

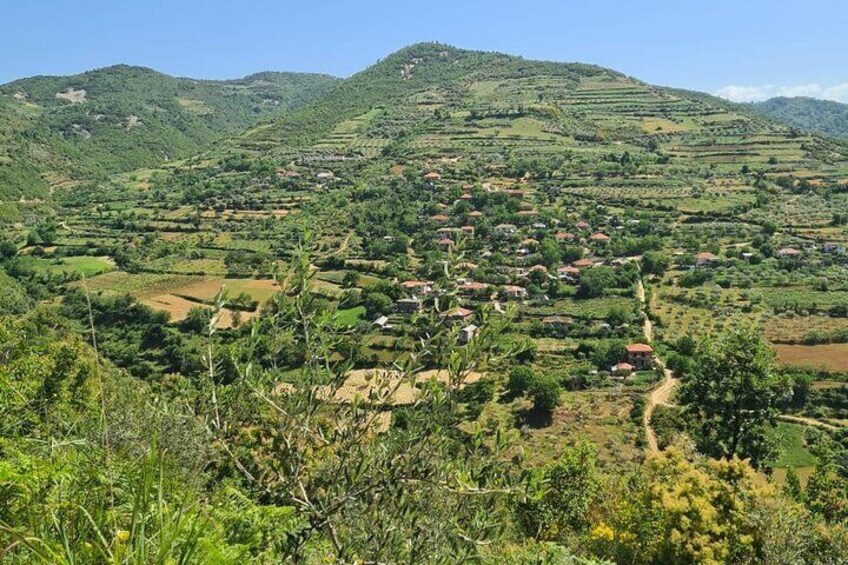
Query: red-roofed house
[
  {"left": 625, "top": 344, "right": 653, "bottom": 369},
  {"left": 590, "top": 233, "right": 610, "bottom": 242}
]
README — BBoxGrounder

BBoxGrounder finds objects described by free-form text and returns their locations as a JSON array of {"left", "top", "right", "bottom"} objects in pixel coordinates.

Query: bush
[
  {"left": 530, "top": 374, "right": 562, "bottom": 419},
  {"left": 507, "top": 366, "right": 537, "bottom": 397}
]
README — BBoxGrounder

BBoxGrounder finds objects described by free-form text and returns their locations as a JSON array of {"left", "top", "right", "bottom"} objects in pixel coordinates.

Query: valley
[{"left": 2, "top": 42, "right": 847, "bottom": 563}]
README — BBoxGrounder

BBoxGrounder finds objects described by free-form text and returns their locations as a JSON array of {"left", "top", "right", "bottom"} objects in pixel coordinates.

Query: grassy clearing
[{"left": 769, "top": 422, "right": 817, "bottom": 468}]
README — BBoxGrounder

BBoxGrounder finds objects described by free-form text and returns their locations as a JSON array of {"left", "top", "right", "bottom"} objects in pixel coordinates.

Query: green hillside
[
  {"left": 753, "top": 96, "right": 848, "bottom": 139},
  {"left": 3, "top": 43, "right": 848, "bottom": 563},
  {"left": 0, "top": 65, "right": 338, "bottom": 218}
]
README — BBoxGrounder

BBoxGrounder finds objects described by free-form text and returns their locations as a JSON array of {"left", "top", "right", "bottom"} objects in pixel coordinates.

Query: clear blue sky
[{"left": 4, "top": 0, "right": 847, "bottom": 102}]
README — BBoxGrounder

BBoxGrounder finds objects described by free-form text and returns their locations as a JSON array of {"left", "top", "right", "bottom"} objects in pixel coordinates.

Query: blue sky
[{"left": 3, "top": 0, "right": 847, "bottom": 102}]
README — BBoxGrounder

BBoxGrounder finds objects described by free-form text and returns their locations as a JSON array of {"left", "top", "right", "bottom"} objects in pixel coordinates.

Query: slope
[
  {"left": 0, "top": 65, "right": 339, "bottom": 216},
  {"left": 752, "top": 96, "right": 848, "bottom": 140}
]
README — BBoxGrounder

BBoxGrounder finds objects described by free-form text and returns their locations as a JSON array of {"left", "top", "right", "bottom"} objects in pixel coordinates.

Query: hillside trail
[{"left": 636, "top": 277, "right": 677, "bottom": 452}]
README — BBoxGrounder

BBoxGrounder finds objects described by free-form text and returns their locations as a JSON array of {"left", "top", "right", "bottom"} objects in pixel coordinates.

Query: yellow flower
[{"left": 590, "top": 522, "right": 615, "bottom": 542}]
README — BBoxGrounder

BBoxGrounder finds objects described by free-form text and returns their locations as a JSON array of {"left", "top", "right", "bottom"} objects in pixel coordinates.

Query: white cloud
[{"left": 715, "top": 82, "right": 848, "bottom": 103}]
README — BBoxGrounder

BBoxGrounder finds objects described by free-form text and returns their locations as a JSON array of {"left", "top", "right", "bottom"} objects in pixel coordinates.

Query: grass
[
  {"left": 18, "top": 255, "right": 115, "bottom": 277},
  {"left": 336, "top": 306, "right": 365, "bottom": 326},
  {"left": 768, "top": 422, "right": 817, "bottom": 468}
]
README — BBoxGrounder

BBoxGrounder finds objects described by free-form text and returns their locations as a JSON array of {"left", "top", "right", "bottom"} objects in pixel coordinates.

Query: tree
[
  {"left": 641, "top": 251, "right": 670, "bottom": 277},
  {"left": 577, "top": 267, "right": 616, "bottom": 299},
  {"left": 679, "top": 324, "right": 790, "bottom": 466},
  {"left": 540, "top": 237, "right": 561, "bottom": 268},
  {"left": 529, "top": 374, "right": 561, "bottom": 420},
  {"left": 506, "top": 366, "right": 536, "bottom": 397},
  {"left": 0, "top": 237, "right": 18, "bottom": 259}
]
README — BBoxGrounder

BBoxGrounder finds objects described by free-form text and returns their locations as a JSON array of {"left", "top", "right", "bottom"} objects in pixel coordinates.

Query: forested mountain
[
  {"left": 0, "top": 65, "right": 338, "bottom": 217},
  {"left": 2, "top": 43, "right": 848, "bottom": 563},
  {"left": 753, "top": 96, "right": 848, "bottom": 139}
]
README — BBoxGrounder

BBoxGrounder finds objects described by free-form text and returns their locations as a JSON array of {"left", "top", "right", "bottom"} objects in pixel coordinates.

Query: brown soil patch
[
  {"left": 774, "top": 344, "right": 848, "bottom": 373},
  {"left": 55, "top": 88, "right": 87, "bottom": 104},
  {"left": 141, "top": 293, "right": 257, "bottom": 328}
]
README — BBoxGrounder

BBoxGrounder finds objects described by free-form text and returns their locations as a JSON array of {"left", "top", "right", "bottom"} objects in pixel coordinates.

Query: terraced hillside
[
  {"left": 4, "top": 42, "right": 848, "bottom": 563},
  {"left": 0, "top": 65, "right": 338, "bottom": 220}
]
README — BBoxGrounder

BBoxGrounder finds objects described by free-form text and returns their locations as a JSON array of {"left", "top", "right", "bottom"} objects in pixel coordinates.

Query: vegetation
[{"left": 2, "top": 42, "right": 848, "bottom": 562}]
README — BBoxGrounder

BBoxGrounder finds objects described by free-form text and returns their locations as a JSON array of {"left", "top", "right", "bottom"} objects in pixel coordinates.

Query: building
[
  {"left": 401, "top": 280, "right": 433, "bottom": 295},
  {"left": 441, "top": 307, "right": 473, "bottom": 323},
  {"left": 424, "top": 172, "right": 441, "bottom": 181},
  {"left": 459, "top": 324, "right": 478, "bottom": 345},
  {"left": 625, "top": 344, "right": 653, "bottom": 369},
  {"left": 557, "top": 266, "right": 581, "bottom": 282},
  {"left": 694, "top": 252, "right": 720, "bottom": 267},
  {"left": 372, "top": 316, "right": 394, "bottom": 331},
  {"left": 395, "top": 298, "right": 422, "bottom": 314},
  {"left": 457, "top": 281, "right": 490, "bottom": 296},
  {"left": 572, "top": 258, "right": 594, "bottom": 269},
  {"left": 429, "top": 214, "right": 449, "bottom": 223},
  {"left": 776, "top": 247, "right": 801, "bottom": 258},
  {"left": 612, "top": 362, "right": 634, "bottom": 377},
  {"left": 590, "top": 232, "right": 610, "bottom": 243},
  {"left": 502, "top": 285, "right": 528, "bottom": 300},
  {"left": 494, "top": 223, "right": 517, "bottom": 235},
  {"left": 555, "top": 231, "right": 576, "bottom": 242}
]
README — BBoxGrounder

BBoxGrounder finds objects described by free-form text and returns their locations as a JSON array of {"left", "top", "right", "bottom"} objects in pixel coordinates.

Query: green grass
[
  {"left": 17, "top": 255, "right": 115, "bottom": 277},
  {"left": 336, "top": 306, "right": 366, "bottom": 326},
  {"left": 769, "top": 422, "right": 817, "bottom": 468}
]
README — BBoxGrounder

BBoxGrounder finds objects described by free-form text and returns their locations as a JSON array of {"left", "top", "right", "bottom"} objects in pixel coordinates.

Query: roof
[
  {"left": 430, "top": 214, "right": 449, "bottom": 221},
  {"left": 695, "top": 252, "right": 719, "bottom": 261},
  {"left": 401, "top": 280, "right": 432, "bottom": 288},
  {"left": 572, "top": 259, "right": 594, "bottom": 268},
  {"left": 626, "top": 344, "right": 653, "bottom": 353},
  {"left": 555, "top": 232, "right": 576, "bottom": 240},
  {"left": 777, "top": 247, "right": 801, "bottom": 256},
  {"left": 590, "top": 233, "right": 610, "bottom": 241},
  {"left": 442, "top": 307, "right": 473, "bottom": 318},
  {"left": 614, "top": 362, "right": 635, "bottom": 371},
  {"left": 424, "top": 172, "right": 441, "bottom": 180}
]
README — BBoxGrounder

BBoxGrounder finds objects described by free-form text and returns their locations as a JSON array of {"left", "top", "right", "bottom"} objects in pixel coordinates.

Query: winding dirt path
[{"left": 636, "top": 277, "right": 677, "bottom": 452}]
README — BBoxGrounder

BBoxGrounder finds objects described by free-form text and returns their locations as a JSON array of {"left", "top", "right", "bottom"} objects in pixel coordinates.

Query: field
[{"left": 774, "top": 344, "right": 848, "bottom": 373}]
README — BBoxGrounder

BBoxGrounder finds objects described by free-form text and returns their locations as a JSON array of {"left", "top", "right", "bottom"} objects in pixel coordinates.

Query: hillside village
[{"left": 1, "top": 42, "right": 848, "bottom": 563}]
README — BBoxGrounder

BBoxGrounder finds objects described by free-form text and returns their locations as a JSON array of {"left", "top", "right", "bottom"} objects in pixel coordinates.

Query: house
[
  {"left": 612, "top": 362, "right": 634, "bottom": 376},
  {"left": 576, "top": 221, "right": 591, "bottom": 231},
  {"left": 442, "top": 307, "right": 473, "bottom": 322},
  {"left": 401, "top": 280, "right": 433, "bottom": 295},
  {"left": 468, "top": 211, "right": 484, "bottom": 219},
  {"left": 625, "top": 344, "right": 653, "bottom": 369},
  {"left": 823, "top": 242, "right": 846, "bottom": 254},
  {"left": 557, "top": 266, "right": 581, "bottom": 282},
  {"left": 459, "top": 324, "right": 478, "bottom": 345},
  {"left": 395, "top": 298, "right": 422, "bottom": 314},
  {"left": 459, "top": 193, "right": 473, "bottom": 200},
  {"left": 590, "top": 233, "right": 611, "bottom": 243},
  {"left": 694, "top": 252, "right": 720, "bottom": 267},
  {"left": 572, "top": 258, "right": 594, "bottom": 269},
  {"left": 372, "top": 316, "right": 394, "bottom": 331},
  {"left": 424, "top": 172, "right": 442, "bottom": 181},
  {"left": 518, "top": 210, "right": 538, "bottom": 217},
  {"left": 437, "top": 238, "right": 455, "bottom": 248},
  {"left": 776, "top": 247, "right": 801, "bottom": 258},
  {"left": 429, "top": 214, "right": 450, "bottom": 223},
  {"left": 502, "top": 285, "right": 528, "bottom": 300},
  {"left": 457, "top": 281, "right": 490, "bottom": 296},
  {"left": 494, "top": 223, "right": 517, "bottom": 235},
  {"left": 461, "top": 225, "right": 475, "bottom": 237},
  {"left": 555, "top": 232, "right": 576, "bottom": 242}
]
